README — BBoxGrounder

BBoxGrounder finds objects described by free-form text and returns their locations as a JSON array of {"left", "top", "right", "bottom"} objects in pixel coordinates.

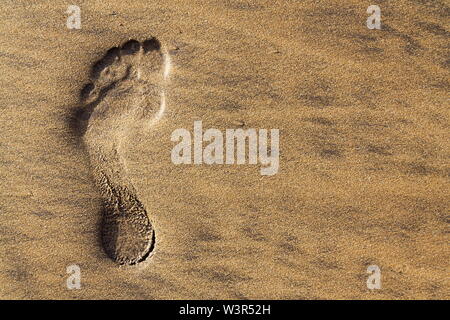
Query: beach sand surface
[{"left": 0, "top": 0, "right": 448, "bottom": 299}]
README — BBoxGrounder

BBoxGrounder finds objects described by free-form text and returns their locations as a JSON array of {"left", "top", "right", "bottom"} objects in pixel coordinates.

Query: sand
[{"left": 0, "top": 0, "right": 448, "bottom": 299}]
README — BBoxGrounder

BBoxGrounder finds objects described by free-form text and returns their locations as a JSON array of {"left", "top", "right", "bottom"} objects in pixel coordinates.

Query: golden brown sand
[{"left": 0, "top": 0, "right": 448, "bottom": 299}]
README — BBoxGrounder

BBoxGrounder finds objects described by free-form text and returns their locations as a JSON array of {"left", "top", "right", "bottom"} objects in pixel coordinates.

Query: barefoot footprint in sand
[{"left": 78, "top": 38, "right": 169, "bottom": 265}]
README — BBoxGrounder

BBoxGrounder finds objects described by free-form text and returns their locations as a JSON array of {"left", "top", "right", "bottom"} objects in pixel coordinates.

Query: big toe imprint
[{"left": 77, "top": 38, "right": 167, "bottom": 265}]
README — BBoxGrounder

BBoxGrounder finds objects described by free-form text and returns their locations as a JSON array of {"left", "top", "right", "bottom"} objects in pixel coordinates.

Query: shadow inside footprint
[
  {"left": 91, "top": 47, "right": 121, "bottom": 80},
  {"left": 100, "top": 175, "right": 155, "bottom": 265}
]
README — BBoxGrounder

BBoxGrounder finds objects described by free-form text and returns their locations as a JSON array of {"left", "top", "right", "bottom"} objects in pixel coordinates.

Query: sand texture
[{"left": 0, "top": 0, "right": 449, "bottom": 299}]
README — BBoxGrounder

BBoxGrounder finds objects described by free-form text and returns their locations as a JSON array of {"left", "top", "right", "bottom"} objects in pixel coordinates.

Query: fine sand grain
[{"left": 0, "top": 0, "right": 448, "bottom": 299}]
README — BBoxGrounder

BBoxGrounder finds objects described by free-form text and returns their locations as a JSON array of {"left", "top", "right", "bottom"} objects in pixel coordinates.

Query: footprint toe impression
[{"left": 78, "top": 38, "right": 165, "bottom": 265}]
